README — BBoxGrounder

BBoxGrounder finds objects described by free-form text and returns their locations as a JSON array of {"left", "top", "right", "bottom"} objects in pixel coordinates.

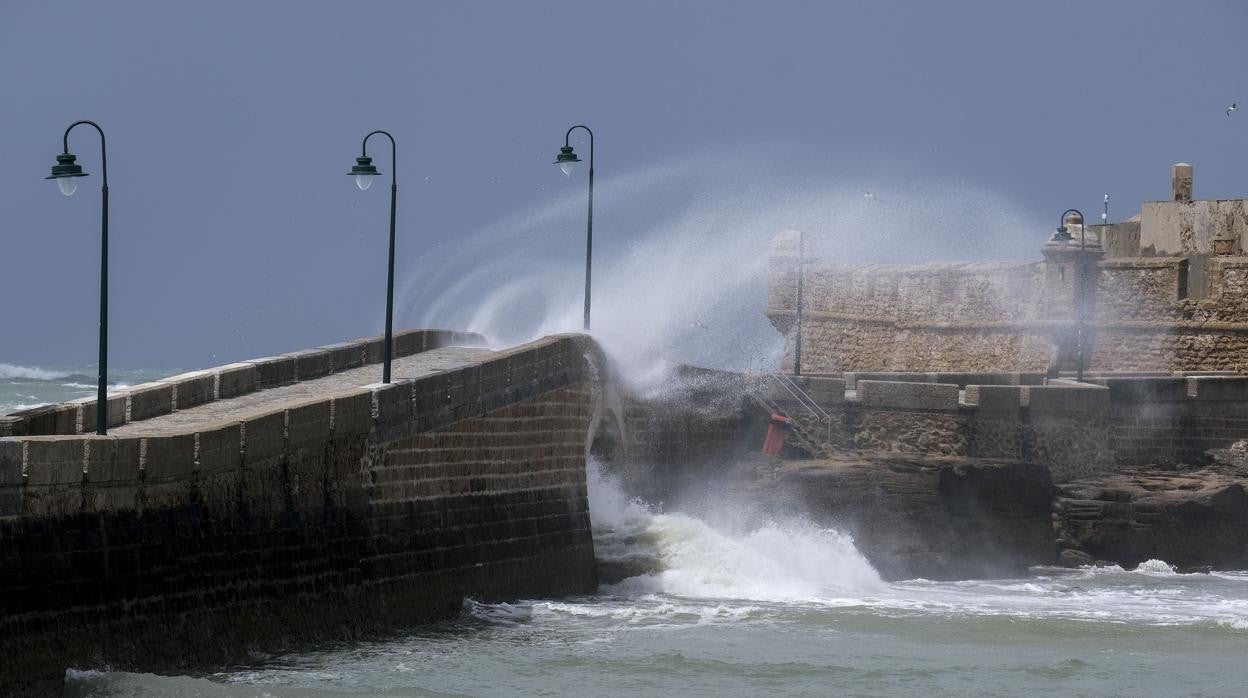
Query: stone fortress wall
[
  {"left": 797, "top": 372, "right": 1248, "bottom": 482},
  {"left": 611, "top": 368, "right": 1248, "bottom": 485},
  {"left": 0, "top": 331, "right": 603, "bottom": 694},
  {"left": 767, "top": 163, "right": 1248, "bottom": 374}
]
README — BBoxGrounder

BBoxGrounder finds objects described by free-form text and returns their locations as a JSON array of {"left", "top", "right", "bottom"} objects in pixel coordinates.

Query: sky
[{"left": 0, "top": 0, "right": 1244, "bottom": 371}]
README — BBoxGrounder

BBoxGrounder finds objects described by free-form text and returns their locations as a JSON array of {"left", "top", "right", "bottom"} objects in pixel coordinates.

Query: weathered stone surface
[
  {"left": 0, "top": 439, "right": 22, "bottom": 485},
  {"left": 1025, "top": 385, "right": 1109, "bottom": 414},
  {"left": 8, "top": 404, "right": 72, "bottom": 436},
  {"left": 1055, "top": 466, "right": 1248, "bottom": 570},
  {"left": 767, "top": 209, "right": 1248, "bottom": 375},
  {"left": 165, "top": 371, "right": 216, "bottom": 411},
  {"left": 215, "top": 362, "right": 259, "bottom": 399},
  {"left": 1190, "top": 376, "right": 1248, "bottom": 401},
  {"left": 858, "top": 380, "right": 959, "bottom": 410},
  {"left": 0, "top": 333, "right": 598, "bottom": 696},
  {"left": 287, "top": 349, "right": 333, "bottom": 381},
  {"left": 247, "top": 355, "right": 296, "bottom": 388},
  {"left": 0, "top": 417, "right": 24, "bottom": 437},
  {"left": 1095, "top": 376, "right": 1189, "bottom": 403},
  {"left": 75, "top": 394, "right": 128, "bottom": 432},
  {"left": 964, "top": 385, "right": 1022, "bottom": 411},
  {"left": 319, "top": 341, "right": 366, "bottom": 373},
  {"left": 125, "top": 382, "right": 174, "bottom": 422},
  {"left": 748, "top": 454, "right": 1055, "bottom": 580},
  {"left": 787, "top": 376, "right": 845, "bottom": 406}
]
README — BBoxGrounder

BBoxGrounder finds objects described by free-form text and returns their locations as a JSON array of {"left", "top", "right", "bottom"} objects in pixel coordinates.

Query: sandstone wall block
[
  {"left": 859, "top": 380, "right": 959, "bottom": 411},
  {"left": 125, "top": 382, "right": 174, "bottom": 422},
  {"left": 215, "top": 363, "right": 259, "bottom": 399}
]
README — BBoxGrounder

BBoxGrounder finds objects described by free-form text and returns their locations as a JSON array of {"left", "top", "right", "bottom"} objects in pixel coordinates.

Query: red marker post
[{"left": 762, "top": 413, "right": 791, "bottom": 456}]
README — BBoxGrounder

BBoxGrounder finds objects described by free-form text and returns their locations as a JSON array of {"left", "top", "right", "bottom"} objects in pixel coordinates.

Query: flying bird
[{"left": 1229, "top": 102, "right": 1239, "bottom": 117}]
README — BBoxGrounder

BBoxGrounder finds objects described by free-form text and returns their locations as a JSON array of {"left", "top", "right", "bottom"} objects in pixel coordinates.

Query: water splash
[
  {"left": 398, "top": 148, "right": 1043, "bottom": 392},
  {"left": 588, "top": 460, "right": 885, "bottom": 601}
]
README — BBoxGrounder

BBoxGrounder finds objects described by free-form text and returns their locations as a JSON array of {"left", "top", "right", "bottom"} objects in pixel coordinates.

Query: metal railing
[{"left": 746, "top": 365, "right": 836, "bottom": 457}]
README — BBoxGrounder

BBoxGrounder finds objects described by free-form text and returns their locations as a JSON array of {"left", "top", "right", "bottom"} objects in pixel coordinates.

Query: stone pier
[{"left": 0, "top": 329, "right": 604, "bottom": 695}]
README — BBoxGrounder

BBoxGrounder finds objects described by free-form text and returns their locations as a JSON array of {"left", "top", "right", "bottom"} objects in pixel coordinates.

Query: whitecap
[{"left": 0, "top": 363, "right": 68, "bottom": 381}]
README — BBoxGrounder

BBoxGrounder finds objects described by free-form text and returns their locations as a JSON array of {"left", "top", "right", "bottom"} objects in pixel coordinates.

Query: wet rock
[
  {"left": 1058, "top": 548, "right": 1096, "bottom": 567},
  {"left": 1054, "top": 468, "right": 1248, "bottom": 570},
  {"left": 744, "top": 453, "right": 1055, "bottom": 581}
]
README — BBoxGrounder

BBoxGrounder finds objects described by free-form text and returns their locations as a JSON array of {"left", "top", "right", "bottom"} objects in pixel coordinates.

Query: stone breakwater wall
[
  {"left": 0, "top": 329, "right": 484, "bottom": 437},
  {"left": 597, "top": 366, "right": 759, "bottom": 502},
  {"left": 0, "top": 333, "right": 601, "bottom": 695},
  {"left": 768, "top": 232, "right": 1248, "bottom": 373}
]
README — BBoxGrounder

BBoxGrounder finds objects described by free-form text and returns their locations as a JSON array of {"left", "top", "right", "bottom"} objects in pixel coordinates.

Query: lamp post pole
[
  {"left": 46, "top": 120, "right": 109, "bottom": 435},
  {"left": 554, "top": 125, "right": 594, "bottom": 332},
  {"left": 1056, "top": 209, "right": 1088, "bottom": 383},
  {"left": 794, "top": 231, "right": 804, "bottom": 376},
  {"left": 348, "top": 130, "right": 398, "bottom": 383}
]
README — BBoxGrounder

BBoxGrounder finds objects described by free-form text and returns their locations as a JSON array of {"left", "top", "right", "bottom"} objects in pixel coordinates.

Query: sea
[
  {"left": 7, "top": 368, "right": 1248, "bottom": 697},
  {"left": 0, "top": 363, "right": 172, "bottom": 415}
]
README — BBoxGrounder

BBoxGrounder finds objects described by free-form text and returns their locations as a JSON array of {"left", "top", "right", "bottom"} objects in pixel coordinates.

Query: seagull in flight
[{"left": 1229, "top": 102, "right": 1239, "bottom": 116}]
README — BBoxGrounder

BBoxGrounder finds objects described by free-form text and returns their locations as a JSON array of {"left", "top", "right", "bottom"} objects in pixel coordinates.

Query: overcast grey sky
[{"left": 1, "top": 1, "right": 1244, "bottom": 370}]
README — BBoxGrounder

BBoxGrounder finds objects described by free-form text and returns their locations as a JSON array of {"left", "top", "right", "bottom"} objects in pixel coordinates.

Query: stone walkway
[{"left": 111, "top": 346, "right": 494, "bottom": 437}]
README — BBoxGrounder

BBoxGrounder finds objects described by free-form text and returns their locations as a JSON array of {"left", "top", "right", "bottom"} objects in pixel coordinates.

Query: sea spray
[
  {"left": 0, "top": 363, "right": 69, "bottom": 381},
  {"left": 402, "top": 152, "right": 1043, "bottom": 394},
  {"left": 587, "top": 460, "right": 884, "bottom": 601}
]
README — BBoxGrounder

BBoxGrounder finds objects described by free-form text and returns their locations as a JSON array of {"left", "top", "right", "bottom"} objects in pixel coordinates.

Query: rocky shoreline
[
  {"left": 659, "top": 446, "right": 1248, "bottom": 581},
  {"left": 1054, "top": 444, "right": 1248, "bottom": 571}
]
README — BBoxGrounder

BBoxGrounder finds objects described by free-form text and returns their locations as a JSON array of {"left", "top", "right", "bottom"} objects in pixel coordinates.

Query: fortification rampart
[
  {"left": 814, "top": 373, "right": 1248, "bottom": 479},
  {"left": 0, "top": 332, "right": 602, "bottom": 694},
  {"left": 767, "top": 167, "right": 1248, "bottom": 374},
  {"left": 609, "top": 367, "right": 1248, "bottom": 484}
]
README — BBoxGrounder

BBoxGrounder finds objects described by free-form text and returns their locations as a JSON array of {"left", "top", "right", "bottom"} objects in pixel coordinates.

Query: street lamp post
[
  {"left": 554, "top": 125, "right": 594, "bottom": 332},
  {"left": 794, "top": 231, "right": 804, "bottom": 376},
  {"left": 1054, "top": 209, "right": 1088, "bottom": 383},
  {"left": 46, "top": 120, "right": 109, "bottom": 435},
  {"left": 348, "top": 130, "right": 398, "bottom": 384}
]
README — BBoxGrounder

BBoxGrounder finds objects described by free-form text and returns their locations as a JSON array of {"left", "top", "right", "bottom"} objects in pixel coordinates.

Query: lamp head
[
  {"left": 554, "top": 146, "right": 581, "bottom": 177},
  {"left": 46, "top": 152, "right": 88, "bottom": 196},
  {"left": 1055, "top": 210, "right": 1083, "bottom": 240},
  {"left": 349, "top": 155, "right": 381, "bottom": 191}
]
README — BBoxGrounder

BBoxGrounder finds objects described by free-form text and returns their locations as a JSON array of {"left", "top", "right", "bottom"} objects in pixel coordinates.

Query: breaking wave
[{"left": 0, "top": 363, "right": 68, "bottom": 381}]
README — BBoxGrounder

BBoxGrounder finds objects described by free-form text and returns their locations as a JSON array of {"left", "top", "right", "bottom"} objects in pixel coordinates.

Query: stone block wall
[
  {"left": 0, "top": 333, "right": 599, "bottom": 695},
  {"left": 0, "top": 329, "right": 486, "bottom": 438},
  {"left": 769, "top": 229, "right": 1248, "bottom": 374}
]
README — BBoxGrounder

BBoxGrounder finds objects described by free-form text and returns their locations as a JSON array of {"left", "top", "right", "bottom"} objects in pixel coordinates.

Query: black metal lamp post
[
  {"left": 46, "top": 120, "right": 109, "bottom": 435},
  {"left": 1055, "top": 208, "right": 1088, "bottom": 383},
  {"left": 348, "top": 130, "right": 398, "bottom": 383},
  {"left": 554, "top": 125, "right": 594, "bottom": 332},
  {"left": 794, "top": 231, "right": 805, "bottom": 376}
]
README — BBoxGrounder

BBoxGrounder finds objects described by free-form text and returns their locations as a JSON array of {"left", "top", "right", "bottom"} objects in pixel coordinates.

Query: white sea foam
[
  {"left": 580, "top": 462, "right": 1248, "bottom": 630},
  {"left": 0, "top": 363, "right": 67, "bottom": 381},
  {"left": 1135, "top": 559, "right": 1178, "bottom": 575},
  {"left": 588, "top": 461, "right": 884, "bottom": 603}
]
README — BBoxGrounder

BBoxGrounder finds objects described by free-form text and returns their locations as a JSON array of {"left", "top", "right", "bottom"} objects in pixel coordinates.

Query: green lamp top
[
  {"left": 47, "top": 152, "right": 88, "bottom": 179},
  {"left": 348, "top": 155, "right": 380, "bottom": 177},
  {"left": 554, "top": 146, "right": 581, "bottom": 164}
]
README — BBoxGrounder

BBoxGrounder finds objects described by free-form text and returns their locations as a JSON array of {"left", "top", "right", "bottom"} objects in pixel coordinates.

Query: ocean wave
[{"left": 0, "top": 363, "right": 68, "bottom": 381}]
